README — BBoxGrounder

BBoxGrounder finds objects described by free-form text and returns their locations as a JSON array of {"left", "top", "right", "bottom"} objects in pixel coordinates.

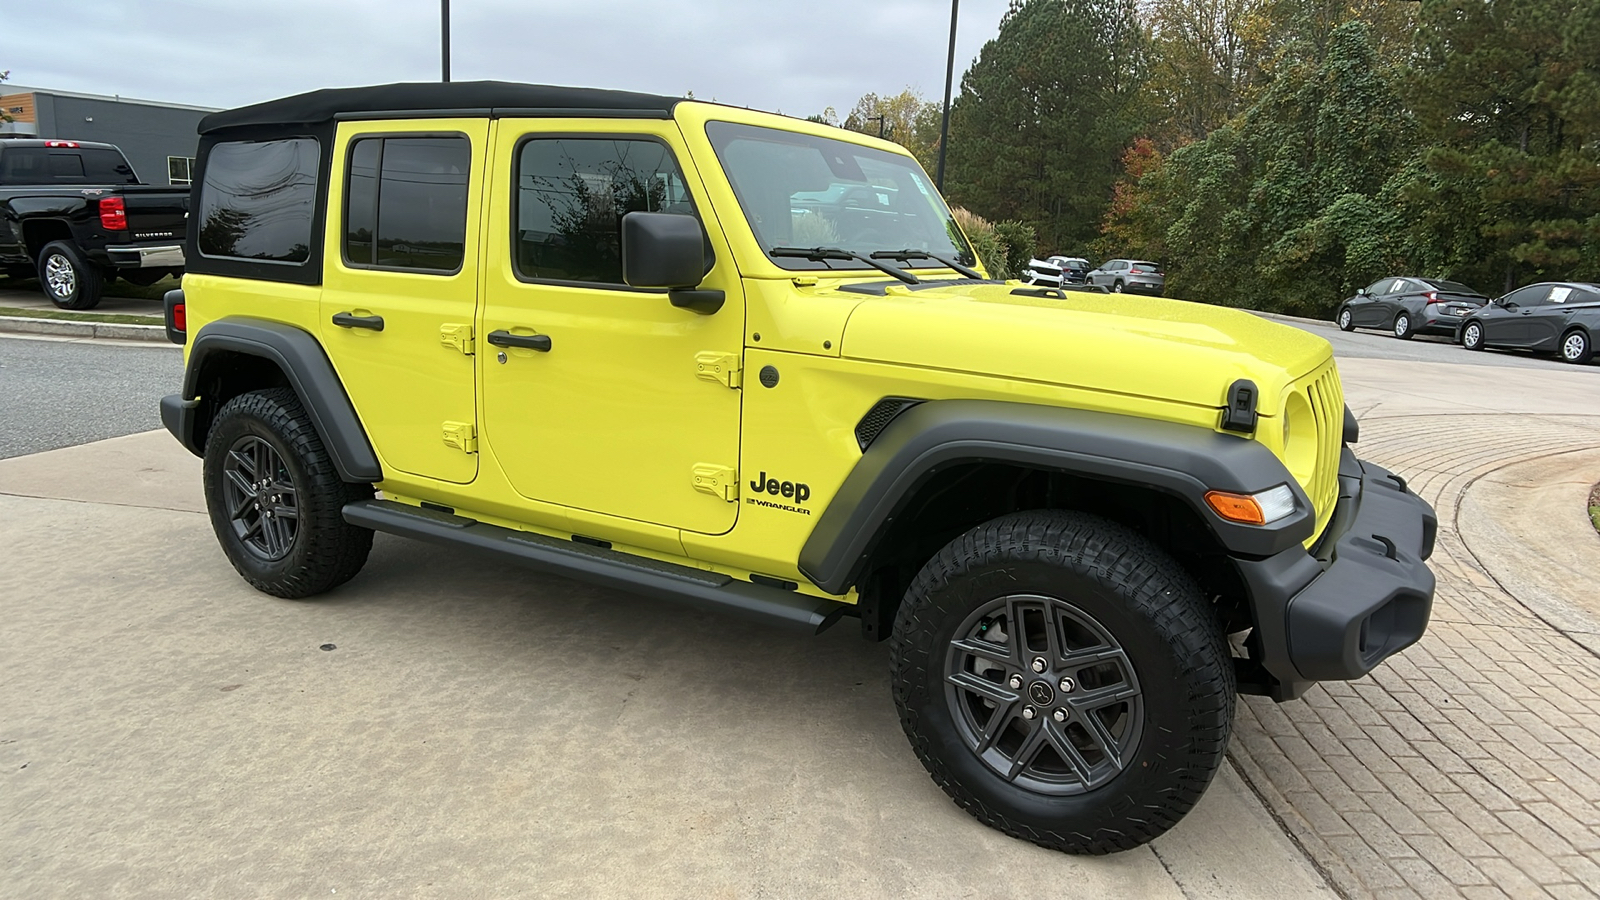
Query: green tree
[
  {"left": 1144, "top": 0, "right": 1269, "bottom": 147},
  {"left": 840, "top": 89, "right": 942, "bottom": 172},
  {"left": 1399, "top": 0, "right": 1600, "bottom": 291},
  {"left": 1128, "top": 21, "right": 1415, "bottom": 315},
  {"left": 943, "top": 0, "right": 1149, "bottom": 253}
]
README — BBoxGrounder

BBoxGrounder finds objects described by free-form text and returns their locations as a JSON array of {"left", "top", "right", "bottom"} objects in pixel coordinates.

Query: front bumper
[{"left": 1235, "top": 447, "right": 1436, "bottom": 700}]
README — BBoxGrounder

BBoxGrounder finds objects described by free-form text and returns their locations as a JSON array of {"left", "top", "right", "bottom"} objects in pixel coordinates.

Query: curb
[{"left": 0, "top": 315, "right": 168, "bottom": 343}]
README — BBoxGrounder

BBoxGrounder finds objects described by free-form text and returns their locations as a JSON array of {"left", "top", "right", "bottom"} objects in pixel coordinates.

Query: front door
[
  {"left": 319, "top": 119, "right": 489, "bottom": 485},
  {"left": 1485, "top": 285, "right": 1546, "bottom": 346},
  {"left": 479, "top": 120, "right": 744, "bottom": 535}
]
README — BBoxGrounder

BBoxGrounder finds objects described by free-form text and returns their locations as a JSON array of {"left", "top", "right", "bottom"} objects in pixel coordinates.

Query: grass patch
[
  {"left": 0, "top": 305, "right": 161, "bottom": 325},
  {"left": 1590, "top": 483, "right": 1600, "bottom": 536}
]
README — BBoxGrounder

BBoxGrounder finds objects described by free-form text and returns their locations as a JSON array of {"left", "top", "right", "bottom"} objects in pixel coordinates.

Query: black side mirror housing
[
  {"left": 621, "top": 212, "right": 723, "bottom": 315},
  {"left": 622, "top": 212, "right": 705, "bottom": 289},
  {"left": 1356, "top": 287, "right": 1368, "bottom": 296}
]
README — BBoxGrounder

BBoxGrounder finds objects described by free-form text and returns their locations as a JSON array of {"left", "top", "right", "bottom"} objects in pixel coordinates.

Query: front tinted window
[
  {"left": 514, "top": 138, "right": 698, "bottom": 284},
  {"left": 705, "top": 120, "right": 974, "bottom": 271},
  {"left": 198, "top": 138, "right": 319, "bottom": 263},
  {"left": 343, "top": 136, "right": 470, "bottom": 273},
  {"left": 1501, "top": 286, "right": 1546, "bottom": 307},
  {"left": 0, "top": 147, "right": 138, "bottom": 185}
]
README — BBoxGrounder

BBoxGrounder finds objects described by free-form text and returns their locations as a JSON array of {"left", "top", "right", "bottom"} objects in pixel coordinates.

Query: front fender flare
[
  {"left": 797, "top": 400, "right": 1313, "bottom": 594},
  {"left": 176, "top": 317, "right": 381, "bottom": 483}
]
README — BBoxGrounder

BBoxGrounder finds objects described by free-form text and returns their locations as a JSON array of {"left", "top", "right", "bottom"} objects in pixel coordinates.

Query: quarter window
[
  {"left": 342, "top": 136, "right": 471, "bottom": 273},
  {"left": 197, "top": 138, "right": 320, "bottom": 264},
  {"left": 514, "top": 137, "right": 700, "bottom": 285}
]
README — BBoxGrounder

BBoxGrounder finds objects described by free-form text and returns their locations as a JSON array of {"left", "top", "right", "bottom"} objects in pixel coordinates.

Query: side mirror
[
  {"left": 1355, "top": 287, "right": 1368, "bottom": 296},
  {"left": 1501, "top": 300, "right": 1518, "bottom": 311},
  {"left": 621, "top": 212, "right": 723, "bottom": 314}
]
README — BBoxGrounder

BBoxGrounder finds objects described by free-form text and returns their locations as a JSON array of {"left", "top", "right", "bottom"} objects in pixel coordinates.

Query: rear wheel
[
  {"left": 1112, "top": 280, "right": 1124, "bottom": 293},
  {"left": 1337, "top": 307, "right": 1354, "bottom": 331},
  {"left": 1462, "top": 320, "right": 1486, "bottom": 351},
  {"left": 38, "top": 241, "right": 104, "bottom": 310},
  {"left": 1393, "top": 312, "right": 1414, "bottom": 340},
  {"left": 890, "top": 510, "right": 1234, "bottom": 854},
  {"left": 203, "top": 388, "right": 374, "bottom": 598},
  {"left": 1561, "top": 329, "right": 1593, "bottom": 364}
]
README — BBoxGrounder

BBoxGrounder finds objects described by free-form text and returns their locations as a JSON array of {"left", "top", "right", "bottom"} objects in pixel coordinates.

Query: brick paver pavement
[{"left": 1230, "top": 411, "right": 1600, "bottom": 899}]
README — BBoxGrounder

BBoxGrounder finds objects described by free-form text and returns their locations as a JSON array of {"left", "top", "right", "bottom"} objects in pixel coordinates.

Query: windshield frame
[{"left": 702, "top": 119, "right": 976, "bottom": 275}]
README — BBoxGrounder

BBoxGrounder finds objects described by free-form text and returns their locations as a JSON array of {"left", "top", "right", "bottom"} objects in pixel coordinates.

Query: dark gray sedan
[
  {"left": 1085, "top": 259, "right": 1163, "bottom": 295},
  {"left": 1336, "top": 276, "right": 1487, "bottom": 339},
  {"left": 1459, "top": 281, "right": 1599, "bottom": 364}
]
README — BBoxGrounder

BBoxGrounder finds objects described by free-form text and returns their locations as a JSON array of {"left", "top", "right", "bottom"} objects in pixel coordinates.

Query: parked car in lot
[
  {"left": 0, "top": 139, "right": 189, "bottom": 309},
  {"left": 1335, "top": 277, "right": 1486, "bottom": 340},
  {"left": 1023, "top": 255, "right": 1089, "bottom": 287},
  {"left": 1086, "top": 259, "right": 1163, "bottom": 295},
  {"left": 159, "top": 80, "right": 1437, "bottom": 856},
  {"left": 1459, "top": 282, "right": 1599, "bottom": 364}
]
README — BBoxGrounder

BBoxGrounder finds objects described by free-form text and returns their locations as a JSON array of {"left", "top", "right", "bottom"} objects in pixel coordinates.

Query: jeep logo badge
[
  {"left": 1028, "top": 681, "right": 1055, "bottom": 706},
  {"left": 749, "top": 471, "right": 809, "bottom": 504}
]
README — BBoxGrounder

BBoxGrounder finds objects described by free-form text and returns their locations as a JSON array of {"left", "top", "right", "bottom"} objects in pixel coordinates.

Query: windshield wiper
[
  {"left": 870, "top": 249, "right": 986, "bottom": 280},
  {"left": 769, "top": 246, "right": 920, "bottom": 285}
]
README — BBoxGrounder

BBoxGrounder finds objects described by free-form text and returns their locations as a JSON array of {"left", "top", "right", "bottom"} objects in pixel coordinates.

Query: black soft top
[{"left": 199, "top": 81, "right": 683, "bottom": 134}]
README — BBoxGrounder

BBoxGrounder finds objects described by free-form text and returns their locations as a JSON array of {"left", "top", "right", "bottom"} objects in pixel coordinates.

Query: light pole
[
  {"left": 935, "top": 0, "right": 958, "bottom": 190},
  {"left": 441, "top": 0, "right": 451, "bottom": 83}
]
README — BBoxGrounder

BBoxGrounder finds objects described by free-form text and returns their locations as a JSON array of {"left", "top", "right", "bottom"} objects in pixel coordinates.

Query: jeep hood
[{"left": 839, "top": 283, "right": 1330, "bottom": 412}]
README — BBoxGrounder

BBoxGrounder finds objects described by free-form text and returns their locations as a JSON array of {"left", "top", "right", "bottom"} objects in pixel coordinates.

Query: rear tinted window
[
  {"left": 0, "top": 147, "right": 138, "bottom": 184},
  {"left": 197, "top": 138, "right": 320, "bottom": 264},
  {"left": 1130, "top": 261, "right": 1163, "bottom": 273},
  {"left": 1426, "top": 280, "right": 1483, "bottom": 296},
  {"left": 343, "top": 136, "right": 471, "bottom": 273}
]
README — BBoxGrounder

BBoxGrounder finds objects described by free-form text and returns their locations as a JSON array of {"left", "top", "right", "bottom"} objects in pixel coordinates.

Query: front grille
[{"left": 1301, "top": 364, "right": 1343, "bottom": 541}]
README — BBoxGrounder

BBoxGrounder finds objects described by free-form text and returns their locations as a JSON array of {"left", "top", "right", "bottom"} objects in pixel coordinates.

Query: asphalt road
[
  {"left": 1257, "top": 311, "right": 1600, "bottom": 372},
  {"left": 0, "top": 335, "right": 182, "bottom": 459}
]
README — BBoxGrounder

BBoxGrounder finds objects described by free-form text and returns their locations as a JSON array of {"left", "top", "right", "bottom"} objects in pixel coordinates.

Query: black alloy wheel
[
  {"left": 1337, "top": 307, "right": 1355, "bottom": 331},
  {"left": 891, "top": 510, "right": 1234, "bottom": 854},
  {"left": 1462, "top": 320, "right": 1486, "bottom": 351},
  {"left": 943, "top": 593, "right": 1144, "bottom": 796},
  {"left": 203, "top": 388, "right": 374, "bottom": 598},
  {"left": 1561, "top": 329, "right": 1593, "bottom": 365},
  {"left": 221, "top": 435, "right": 300, "bottom": 561}
]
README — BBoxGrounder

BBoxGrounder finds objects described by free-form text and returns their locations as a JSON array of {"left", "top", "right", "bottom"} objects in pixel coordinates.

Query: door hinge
[
  {"left": 692, "top": 463, "right": 738, "bottom": 501},
  {"left": 694, "top": 351, "right": 741, "bottom": 389},
  {"left": 442, "top": 421, "right": 478, "bottom": 453},
  {"left": 440, "top": 323, "right": 475, "bottom": 356}
]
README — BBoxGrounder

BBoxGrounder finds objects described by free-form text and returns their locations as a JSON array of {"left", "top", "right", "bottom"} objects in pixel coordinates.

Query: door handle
[
  {"left": 332, "top": 312, "right": 385, "bottom": 331},
  {"left": 487, "top": 329, "right": 552, "bottom": 352}
]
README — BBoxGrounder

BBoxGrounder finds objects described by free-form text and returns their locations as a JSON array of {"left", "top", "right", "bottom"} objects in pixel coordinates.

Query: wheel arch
[
  {"left": 22, "top": 218, "right": 73, "bottom": 261},
  {"left": 798, "top": 400, "right": 1316, "bottom": 632},
  {"left": 169, "top": 317, "right": 381, "bottom": 483}
]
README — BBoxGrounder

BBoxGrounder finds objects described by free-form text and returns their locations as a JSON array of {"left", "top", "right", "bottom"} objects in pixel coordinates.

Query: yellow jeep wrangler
[{"left": 160, "top": 82, "right": 1436, "bottom": 854}]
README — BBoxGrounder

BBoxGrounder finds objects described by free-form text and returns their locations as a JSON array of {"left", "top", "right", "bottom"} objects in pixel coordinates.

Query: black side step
[{"left": 343, "top": 499, "right": 849, "bottom": 633}]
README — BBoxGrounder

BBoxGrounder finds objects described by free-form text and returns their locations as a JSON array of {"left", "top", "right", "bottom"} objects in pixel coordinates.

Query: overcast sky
[{"left": 2, "top": 0, "right": 1013, "bottom": 116}]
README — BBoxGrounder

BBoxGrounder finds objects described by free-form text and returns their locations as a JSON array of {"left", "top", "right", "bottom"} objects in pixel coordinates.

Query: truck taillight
[
  {"left": 45, "top": 140, "right": 80, "bottom": 148},
  {"left": 98, "top": 196, "right": 127, "bottom": 231}
]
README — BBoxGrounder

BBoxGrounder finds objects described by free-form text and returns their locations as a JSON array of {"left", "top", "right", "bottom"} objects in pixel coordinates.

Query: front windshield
[{"left": 704, "top": 120, "right": 975, "bottom": 272}]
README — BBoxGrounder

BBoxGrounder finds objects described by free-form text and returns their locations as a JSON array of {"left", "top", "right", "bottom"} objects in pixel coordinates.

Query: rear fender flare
[{"left": 178, "top": 317, "right": 381, "bottom": 483}]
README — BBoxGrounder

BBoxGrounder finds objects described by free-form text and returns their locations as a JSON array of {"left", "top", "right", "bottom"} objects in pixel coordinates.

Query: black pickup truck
[{"left": 0, "top": 139, "right": 189, "bottom": 309}]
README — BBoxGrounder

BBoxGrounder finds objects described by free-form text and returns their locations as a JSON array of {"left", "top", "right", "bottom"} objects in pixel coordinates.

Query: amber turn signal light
[{"left": 1204, "top": 491, "right": 1266, "bottom": 525}]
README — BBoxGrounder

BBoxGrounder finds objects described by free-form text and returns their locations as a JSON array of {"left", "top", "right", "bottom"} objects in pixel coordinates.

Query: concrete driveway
[{"left": 0, "top": 434, "right": 1329, "bottom": 898}]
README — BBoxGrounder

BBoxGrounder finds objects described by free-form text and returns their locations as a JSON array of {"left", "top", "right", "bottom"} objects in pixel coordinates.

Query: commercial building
[{"left": 0, "top": 86, "right": 218, "bottom": 186}]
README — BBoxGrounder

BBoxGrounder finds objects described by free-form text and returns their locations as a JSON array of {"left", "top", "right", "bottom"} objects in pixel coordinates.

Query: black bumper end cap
[{"left": 160, "top": 394, "right": 202, "bottom": 457}]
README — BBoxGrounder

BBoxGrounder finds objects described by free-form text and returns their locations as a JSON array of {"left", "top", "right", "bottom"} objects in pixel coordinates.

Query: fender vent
[{"left": 855, "top": 397, "right": 923, "bottom": 451}]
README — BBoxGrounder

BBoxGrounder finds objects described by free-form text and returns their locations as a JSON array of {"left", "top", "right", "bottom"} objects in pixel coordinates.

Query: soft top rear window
[{"left": 197, "top": 137, "right": 320, "bottom": 264}]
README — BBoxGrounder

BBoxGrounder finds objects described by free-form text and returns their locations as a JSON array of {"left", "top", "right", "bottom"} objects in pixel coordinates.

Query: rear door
[
  {"left": 1528, "top": 285, "right": 1587, "bottom": 350},
  {"left": 318, "top": 119, "right": 489, "bottom": 485}
]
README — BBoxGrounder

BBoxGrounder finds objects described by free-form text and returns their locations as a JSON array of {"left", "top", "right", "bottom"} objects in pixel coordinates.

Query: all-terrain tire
[
  {"left": 38, "top": 241, "right": 104, "bottom": 310},
  {"left": 890, "top": 510, "right": 1234, "bottom": 854},
  {"left": 203, "top": 388, "right": 374, "bottom": 598}
]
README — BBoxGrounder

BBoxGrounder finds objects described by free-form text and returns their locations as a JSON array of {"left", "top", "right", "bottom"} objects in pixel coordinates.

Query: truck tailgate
[{"left": 120, "top": 185, "right": 189, "bottom": 244}]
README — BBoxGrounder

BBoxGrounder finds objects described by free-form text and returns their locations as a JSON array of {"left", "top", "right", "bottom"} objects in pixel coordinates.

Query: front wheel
[
  {"left": 1337, "top": 307, "right": 1355, "bottom": 331},
  {"left": 1393, "top": 312, "right": 1414, "bottom": 340},
  {"left": 1462, "top": 320, "right": 1486, "bottom": 351},
  {"left": 203, "top": 388, "right": 374, "bottom": 598},
  {"left": 1561, "top": 329, "right": 1593, "bottom": 364},
  {"left": 38, "top": 241, "right": 104, "bottom": 310},
  {"left": 890, "top": 510, "right": 1234, "bottom": 854}
]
